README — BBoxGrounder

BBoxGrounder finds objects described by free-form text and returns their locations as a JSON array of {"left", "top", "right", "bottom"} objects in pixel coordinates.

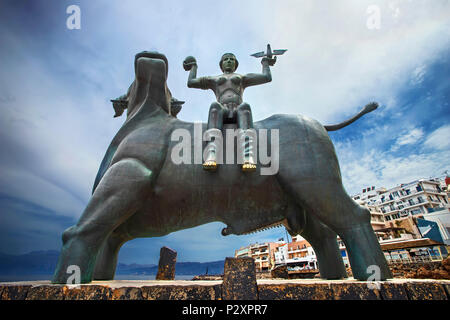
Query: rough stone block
[
  {"left": 63, "top": 285, "right": 112, "bottom": 300},
  {"left": 271, "top": 265, "right": 288, "bottom": 279},
  {"left": 258, "top": 283, "right": 333, "bottom": 300},
  {"left": 443, "top": 284, "right": 450, "bottom": 299},
  {"left": 332, "top": 282, "right": 381, "bottom": 300},
  {"left": 141, "top": 285, "right": 221, "bottom": 300},
  {"left": 156, "top": 246, "right": 177, "bottom": 280},
  {"left": 222, "top": 257, "right": 258, "bottom": 300},
  {"left": 25, "top": 285, "right": 65, "bottom": 300},
  {"left": 379, "top": 283, "right": 408, "bottom": 300},
  {"left": 0, "top": 285, "right": 31, "bottom": 300},
  {"left": 111, "top": 287, "right": 143, "bottom": 300},
  {"left": 404, "top": 282, "right": 448, "bottom": 300}
]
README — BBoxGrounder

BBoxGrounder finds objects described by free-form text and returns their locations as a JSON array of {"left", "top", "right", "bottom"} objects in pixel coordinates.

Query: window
[{"left": 417, "top": 196, "right": 424, "bottom": 203}]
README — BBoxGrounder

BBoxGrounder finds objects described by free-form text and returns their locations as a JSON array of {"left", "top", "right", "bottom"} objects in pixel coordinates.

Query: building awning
[{"left": 381, "top": 238, "right": 444, "bottom": 251}]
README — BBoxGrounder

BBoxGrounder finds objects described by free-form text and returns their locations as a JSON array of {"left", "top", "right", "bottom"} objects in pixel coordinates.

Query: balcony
[
  {"left": 402, "top": 202, "right": 426, "bottom": 211},
  {"left": 251, "top": 250, "right": 268, "bottom": 256},
  {"left": 288, "top": 248, "right": 309, "bottom": 254},
  {"left": 423, "top": 188, "right": 445, "bottom": 195},
  {"left": 384, "top": 208, "right": 400, "bottom": 214}
]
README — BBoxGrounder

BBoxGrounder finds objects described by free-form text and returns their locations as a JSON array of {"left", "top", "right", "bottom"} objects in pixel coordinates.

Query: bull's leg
[
  {"left": 282, "top": 180, "right": 392, "bottom": 280},
  {"left": 335, "top": 215, "right": 392, "bottom": 281},
  {"left": 93, "top": 230, "right": 132, "bottom": 280},
  {"left": 52, "top": 158, "right": 153, "bottom": 284},
  {"left": 286, "top": 207, "right": 347, "bottom": 279}
]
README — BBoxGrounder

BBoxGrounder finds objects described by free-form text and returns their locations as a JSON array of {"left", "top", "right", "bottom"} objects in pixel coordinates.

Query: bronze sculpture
[
  {"left": 52, "top": 51, "right": 392, "bottom": 284},
  {"left": 183, "top": 52, "right": 275, "bottom": 172}
]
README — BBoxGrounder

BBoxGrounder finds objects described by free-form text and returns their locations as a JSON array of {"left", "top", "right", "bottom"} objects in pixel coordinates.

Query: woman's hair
[{"left": 219, "top": 53, "right": 238, "bottom": 72}]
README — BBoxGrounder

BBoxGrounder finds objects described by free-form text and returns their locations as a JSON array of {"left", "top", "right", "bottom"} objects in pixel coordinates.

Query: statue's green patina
[
  {"left": 183, "top": 52, "right": 274, "bottom": 172},
  {"left": 52, "top": 51, "right": 392, "bottom": 284}
]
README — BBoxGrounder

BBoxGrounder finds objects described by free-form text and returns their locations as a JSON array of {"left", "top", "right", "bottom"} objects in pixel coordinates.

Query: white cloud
[
  {"left": 410, "top": 64, "right": 427, "bottom": 85},
  {"left": 0, "top": 168, "right": 85, "bottom": 218},
  {"left": 391, "top": 127, "right": 424, "bottom": 151},
  {"left": 89, "top": 0, "right": 450, "bottom": 125},
  {"left": 424, "top": 125, "right": 450, "bottom": 150},
  {"left": 337, "top": 137, "right": 450, "bottom": 196}
]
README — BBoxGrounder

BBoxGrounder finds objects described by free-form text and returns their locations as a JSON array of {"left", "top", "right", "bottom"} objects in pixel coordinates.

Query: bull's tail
[{"left": 324, "top": 102, "right": 378, "bottom": 131}]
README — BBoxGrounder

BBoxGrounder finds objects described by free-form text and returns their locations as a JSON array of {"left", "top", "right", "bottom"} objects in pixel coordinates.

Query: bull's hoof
[
  {"left": 203, "top": 161, "right": 217, "bottom": 171},
  {"left": 242, "top": 162, "right": 256, "bottom": 172}
]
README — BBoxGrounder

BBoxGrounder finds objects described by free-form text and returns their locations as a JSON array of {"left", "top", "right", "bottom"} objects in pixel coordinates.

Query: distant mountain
[
  {"left": 116, "top": 260, "right": 225, "bottom": 275},
  {"left": 0, "top": 250, "right": 60, "bottom": 275},
  {"left": 116, "top": 263, "right": 157, "bottom": 273},
  {"left": 0, "top": 251, "right": 224, "bottom": 276}
]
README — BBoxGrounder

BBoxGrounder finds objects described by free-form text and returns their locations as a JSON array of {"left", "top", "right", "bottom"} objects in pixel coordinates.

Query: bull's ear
[
  {"left": 169, "top": 97, "right": 184, "bottom": 117},
  {"left": 111, "top": 98, "right": 127, "bottom": 118}
]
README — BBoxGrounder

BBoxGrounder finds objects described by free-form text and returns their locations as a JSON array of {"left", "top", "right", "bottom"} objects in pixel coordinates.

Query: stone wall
[
  {"left": 1, "top": 279, "right": 449, "bottom": 300},
  {"left": 344, "top": 257, "right": 450, "bottom": 280},
  {"left": 390, "top": 259, "right": 450, "bottom": 279}
]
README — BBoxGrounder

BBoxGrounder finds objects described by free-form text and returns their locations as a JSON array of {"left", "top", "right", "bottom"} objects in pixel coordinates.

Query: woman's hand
[
  {"left": 183, "top": 56, "right": 198, "bottom": 71},
  {"left": 262, "top": 56, "right": 276, "bottom": 66}
]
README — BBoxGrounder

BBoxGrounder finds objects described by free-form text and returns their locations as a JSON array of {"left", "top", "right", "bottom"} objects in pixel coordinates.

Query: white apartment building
[
  {"left": 235, "top": 241, "right": 285, "bottom": 271},
  {"left": 352, "top": 178, "right": 449, "bottom": 223}
]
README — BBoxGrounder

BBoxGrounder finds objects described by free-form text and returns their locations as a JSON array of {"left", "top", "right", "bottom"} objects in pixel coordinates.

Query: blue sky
[{"left": 0, "top": 0, "right": 449, "bottom": 264}]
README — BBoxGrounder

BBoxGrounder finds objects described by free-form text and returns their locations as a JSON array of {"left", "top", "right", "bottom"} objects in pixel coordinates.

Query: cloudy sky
[{"left": 0, "top": 0, "right": 449, "bottom": 265}]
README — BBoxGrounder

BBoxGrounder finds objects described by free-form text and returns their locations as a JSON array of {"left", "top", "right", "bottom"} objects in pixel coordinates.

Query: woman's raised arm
[
  {"left": 243, "top": 57, "right": 273, "bottom": 88},
  {"left": 184, "top": 56, "right": 213, "bottom": 90}
]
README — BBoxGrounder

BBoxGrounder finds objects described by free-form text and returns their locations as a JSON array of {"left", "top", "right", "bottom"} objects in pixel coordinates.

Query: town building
[
  {"left": 235, "top": 236, "right": 318, "bottom": 272},
  {"left": 284, "top": 235, "right": 318, "bottom": 270},
  {"left": 352, "top": 178, "right": 449, "bottom": 222},
  {"left": 235, "top": 178, "right": 450, "bottom": 272},
  {"left": 234, "top": 241, "right": 284, "bottom": 272}
]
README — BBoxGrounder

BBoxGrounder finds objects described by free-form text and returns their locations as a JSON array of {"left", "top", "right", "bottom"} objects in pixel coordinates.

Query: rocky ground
[{"left": 345, "top": 257, "right": 450, "bottom": 280}]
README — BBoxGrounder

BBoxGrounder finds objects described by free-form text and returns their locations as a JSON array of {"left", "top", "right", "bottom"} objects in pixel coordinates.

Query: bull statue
[{"left": 52, "top": 51, "right": 391, "bottom": 283}]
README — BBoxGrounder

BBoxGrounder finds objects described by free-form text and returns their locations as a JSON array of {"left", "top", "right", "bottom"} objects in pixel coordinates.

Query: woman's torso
[{"left": 213, "top": 73, "right": 244, "bottom": 105}]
